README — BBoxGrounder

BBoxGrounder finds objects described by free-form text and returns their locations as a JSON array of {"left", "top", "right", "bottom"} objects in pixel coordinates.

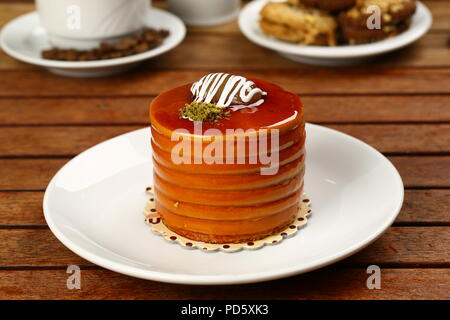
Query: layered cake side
[{"left": 149, "top": 73, "right": 306, "bottom": 244}]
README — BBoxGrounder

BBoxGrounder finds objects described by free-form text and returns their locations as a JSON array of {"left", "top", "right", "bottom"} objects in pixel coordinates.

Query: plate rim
[
  {"left": 0, "top": 8, "right": 186, "bottom": 69},
  {"left": 238, "top": 0, "right": 432, "bottom": 59},
  {"left": 43, "top": 123, "right": 404, "bottom": 285}
]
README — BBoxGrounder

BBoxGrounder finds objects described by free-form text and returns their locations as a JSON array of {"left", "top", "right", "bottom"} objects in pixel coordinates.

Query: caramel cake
[{"left": 149, "top": 73, "right": 306, "bottom": 244}]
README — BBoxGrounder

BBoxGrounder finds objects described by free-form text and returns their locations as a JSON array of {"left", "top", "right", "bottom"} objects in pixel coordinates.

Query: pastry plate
[
  {"left": 238, "top": 0, "right": 432, "bottom": 66},
  {"left": 43, "top": 124, "right": 404, "bottom": 285},
  {"left": 0, "top": 8, "right": 186, "bottom": 77}
]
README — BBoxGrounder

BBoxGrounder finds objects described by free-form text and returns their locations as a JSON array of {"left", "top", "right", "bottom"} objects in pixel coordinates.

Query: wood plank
[
  {"left": 0, "top": 125, "right": 448, "bottom": 156},
  {"left": 2, "top": 189, "right": 448, "bottom": 226},
  {"left": 0, "top": 69, "right": 449, "bottom": 97},
  {"left": 325, "top": 124, "right": 450, "bottom": 154},
  {"left": 0, "top": 156, "right": 448, "bottom": 190},
  {"left": 0, "top": 268, "right": 449, "bottom": 299},
  {"left": 0, "top": 97, "right": 151, "bottom": 125},
  {"left": 1, "top": 96, "right": 449, "bottom": 125},
  {"left": 0, "top": 126, "right": 142, "bottom": 156},
  {"left": 398, "top": 189, "right": 450, "bottom": 224},
  {"left": 0, "top": 229, "right": 88, "bottom": 266},
  {"left": 2, "top": 32, "right": 450, "bottom": 70},
  {"left": 348, "top": 227, "right": 450, "bottom": 265},
  {"left": 426, "top": 0, "right": 450, "bottom": 31},
  {"left": 1, "top": 227, "right": 448, "bottom": 267},
  {"left": 367, "top": 32, "right": 450, "bottom": 68},
  {"left": 0, "top": 192, "right": 46, "bottom": 226},
  {"left": 0, "top": 158, "right": 68, "bottom": 190},
  {"left": 389, "top": 156, "right": 450, "bottom": 187},
  {"left": 106, "top": 32, "right": 450, "bottom": 69},
  {"left": 303, "top": 95, "right": 450, "bottom": 123},
  {"left": 0, "top": 3, "right": 33, "bottom": 29}
]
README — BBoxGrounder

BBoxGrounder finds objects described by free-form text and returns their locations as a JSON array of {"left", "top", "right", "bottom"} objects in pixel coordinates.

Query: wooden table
[{"left": 0, "top": 0, "right": 449, "bottom": 300}]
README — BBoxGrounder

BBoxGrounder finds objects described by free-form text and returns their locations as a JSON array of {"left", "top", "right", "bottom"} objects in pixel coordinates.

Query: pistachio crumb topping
[{"left": 179, "top": 102, "right": 230, "bottom": 123}]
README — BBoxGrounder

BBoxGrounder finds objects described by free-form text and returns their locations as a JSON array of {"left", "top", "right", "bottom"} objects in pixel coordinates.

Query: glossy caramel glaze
[
  {"left": 149, "top": 78, "right": 305, "bottom": 243},
  {"left": 150, "top": 79, "right": 302, "bottom": 136},
  {"left": 153, "top": 157, "right": 304, "bottom": 190}
]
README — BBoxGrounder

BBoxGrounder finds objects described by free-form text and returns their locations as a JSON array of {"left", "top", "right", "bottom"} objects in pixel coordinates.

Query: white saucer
[
  {"left": 0, "top": 9, "right": 186, "bottom": 77},
  {"left": 43, "top": 123, "right": 403, "bottom": 285},
  {"left": 238, "top": 0, "right": 432, "bottom": 66}
]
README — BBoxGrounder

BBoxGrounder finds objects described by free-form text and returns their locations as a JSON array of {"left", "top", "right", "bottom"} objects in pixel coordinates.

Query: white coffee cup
[
  {"left": 168, "top": 0, "right": 240, "bottom": 26},
  {"left": 36, "top": 0, "right": 150, "bottom": 50}
]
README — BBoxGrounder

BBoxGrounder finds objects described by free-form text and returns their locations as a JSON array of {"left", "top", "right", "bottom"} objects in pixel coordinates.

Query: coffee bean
[{"left": 41, "top": 28, "right": 170, "bottom": 61}]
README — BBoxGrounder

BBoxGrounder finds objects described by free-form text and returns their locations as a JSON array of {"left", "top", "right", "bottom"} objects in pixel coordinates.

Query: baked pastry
[
  {"left": 339, "top": 0, "right": 416, "bottom": 44},
  {"left": 341, "top": 21, "right": 409, "bottom": 44},
  {"left": 149, "top": 73, "right": 306, "bottom": 244},
  {"left": 340, "top": 0, "right": 416, "bottom": 27},
  {"left": 259, "top": 2, "right": 337, "bottom": 46},
  {"left": 289, "top": 0, "right": 357, "bottom": 12}
]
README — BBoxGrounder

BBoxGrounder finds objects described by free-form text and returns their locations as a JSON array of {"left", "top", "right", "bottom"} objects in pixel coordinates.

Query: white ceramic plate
[
  {"left": 43, "top": 124, "right": 404, "bottom": 285},
  {"left": 239, "top": 0, "right": 432, "bottom": 66},
  {"left": 43, "top": 124, "right": 404, "bottom": 284},
  {"left": 0, "top": 8, "right": 186, "bottom": 77}
]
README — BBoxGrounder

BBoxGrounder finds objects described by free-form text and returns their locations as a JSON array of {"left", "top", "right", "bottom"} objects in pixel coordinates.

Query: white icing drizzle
[{"left": 190, "top": 73, "right": 267, "bottom": 111}]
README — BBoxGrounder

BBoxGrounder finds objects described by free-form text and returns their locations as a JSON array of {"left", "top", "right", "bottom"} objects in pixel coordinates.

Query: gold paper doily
[{"left": 143, "top": 187, "right": 311, "bottom": 253}]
